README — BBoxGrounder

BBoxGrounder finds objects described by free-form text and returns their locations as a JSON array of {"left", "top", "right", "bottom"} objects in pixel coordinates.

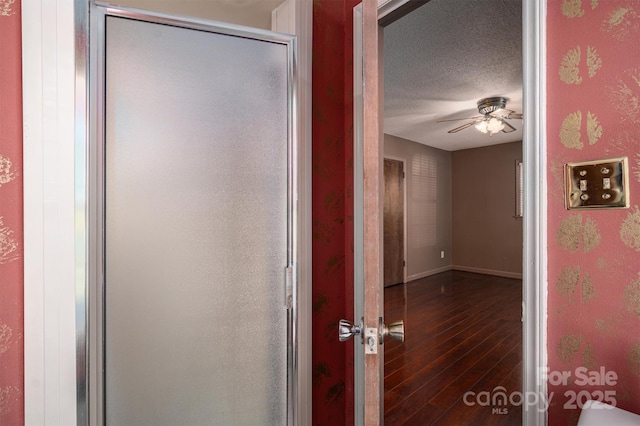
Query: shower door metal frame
[{"left": 80, "top": 4, "right": 300, "bottom": 424}]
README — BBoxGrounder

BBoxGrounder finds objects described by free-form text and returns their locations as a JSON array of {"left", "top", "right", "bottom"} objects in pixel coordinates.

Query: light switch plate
[{"left": 565, "top": 157, "right": 630, "bottom": 210}]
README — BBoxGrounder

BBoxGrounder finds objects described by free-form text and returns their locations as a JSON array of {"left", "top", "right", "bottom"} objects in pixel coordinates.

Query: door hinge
[
  {"left": 403, "top": 260, "right": 406, "bottom": 267},
  {"left": 285, "top": 266, "right": 294, "bottom": 309}
]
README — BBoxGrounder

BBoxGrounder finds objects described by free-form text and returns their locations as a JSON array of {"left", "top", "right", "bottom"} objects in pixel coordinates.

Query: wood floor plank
[
  {"left": 383, "top": 270, "right": 523, "bottom": 426},
  {"left": 404, "top": 340, "right": 522, "bottom": 425},
  {"left": 384, "top": 321, "right": 515, "bottom": 422},
  {"left": 384, "top": 318, "right": 509, "bottom": 394},
  {"left": 384, "top": 289, "right": 518, "bottom": 363}
]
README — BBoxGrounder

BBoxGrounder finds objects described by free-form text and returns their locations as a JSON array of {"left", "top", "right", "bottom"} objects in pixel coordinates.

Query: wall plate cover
[{"left": 565, "top": 157, "right": 629, "bottom": 210}]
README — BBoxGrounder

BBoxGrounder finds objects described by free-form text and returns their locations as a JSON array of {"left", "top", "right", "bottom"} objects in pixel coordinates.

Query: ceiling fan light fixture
[
  {"left": 476, "top": 98, "right": 509, "bottom": 135},
  {"left": 475, "top": 117, "right": 504, "bottom": 135},
  {"left": 477, "top": 97, "right": 508, "bottom": 115},
  {"left": 475, "top": 120, "right": 488, "bottom": 133},
  {"left": 438, "top": 96, "right": 522, "bottom": 135},
  {"left": 486, "top": 117, "right": 505, "bottom": 135}
]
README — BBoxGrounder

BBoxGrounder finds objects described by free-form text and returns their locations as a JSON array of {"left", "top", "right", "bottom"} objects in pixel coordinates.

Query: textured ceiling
[{"left": 383, "top": 0, "right": 523, "bottom": 151}]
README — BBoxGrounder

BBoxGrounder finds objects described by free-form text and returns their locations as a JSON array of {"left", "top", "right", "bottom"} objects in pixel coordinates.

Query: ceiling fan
[{"left": 437, "top": 97, "right": 523, "bottom": 136}]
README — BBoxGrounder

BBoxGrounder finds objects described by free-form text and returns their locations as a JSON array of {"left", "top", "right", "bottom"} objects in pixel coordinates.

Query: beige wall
[
  {"left": 114, "top": 0, "right": 282, "bottom": 29},
  {"left": 451, "top": 141, "right": 523, "bottom": 278},
  {"left": 385, "top": 135, "right": 523, "bottom": 281},
  {"left": 384, "top": 134, "right": 452, "bottom": 280}
]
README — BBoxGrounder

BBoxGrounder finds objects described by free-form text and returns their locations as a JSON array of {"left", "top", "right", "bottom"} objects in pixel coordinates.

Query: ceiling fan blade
[
  {"left": 501, "top": 120, "right": 517, "bottom": 133},
  {"left": 491, "top": 108, "right": 523, "bottom": 120},
  {"left": 448, "top": 121, "right": 478, "bottom": 133},
  {"left": 437, "top": 115, "right": 482, "bottom": 123}
]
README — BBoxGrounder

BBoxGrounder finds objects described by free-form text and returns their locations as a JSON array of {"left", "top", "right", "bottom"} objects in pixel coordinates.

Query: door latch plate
[{"left": 365, "top": 327, "right": 378, "bottom": 354}]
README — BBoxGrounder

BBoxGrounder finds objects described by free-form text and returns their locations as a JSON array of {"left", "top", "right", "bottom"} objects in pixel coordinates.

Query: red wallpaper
[
  {"left": 547, "top": 1, "right": 640, "bottom": 424},
  {"left": 0, "top": 2, "right": 24, "bottom": 425},
  {"left": 12, "top": 2, "right": 640, "bottom": 426},
  {"left": 311, "top": 0, "right": 358, "bottom": 424}
]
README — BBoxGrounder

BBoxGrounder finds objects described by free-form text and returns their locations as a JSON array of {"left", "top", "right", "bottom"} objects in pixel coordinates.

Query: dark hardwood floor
[{"left": 384, "top": 270, "right": 523, "bottom": 426}]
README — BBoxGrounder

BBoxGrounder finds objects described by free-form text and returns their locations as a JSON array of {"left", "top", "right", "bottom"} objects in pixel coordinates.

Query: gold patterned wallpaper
[
  {"left": 2, "top": 2, "right": 640, "bottom": 425},
  {"left": 0, "top": 1, "right": 24, "bottom": 425},
  {"left": 548, "top": 1, "right": 640, "bottom": 425}
]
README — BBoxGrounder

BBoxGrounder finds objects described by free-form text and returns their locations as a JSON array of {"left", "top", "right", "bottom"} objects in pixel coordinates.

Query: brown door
[
  {"left": 362, "top": 0, "right": 384, "bottom": 423},
  {"left": 358, "top": 0, "right": 418, "bottom": 423},
  {"left": 384, "top": 158, "right": 404, "bottom": 287}
]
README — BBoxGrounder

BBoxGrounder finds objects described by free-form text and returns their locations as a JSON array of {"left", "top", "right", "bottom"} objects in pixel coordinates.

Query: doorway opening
[{"left": 380, "top": 0, "right": 524, "bottom": 423}]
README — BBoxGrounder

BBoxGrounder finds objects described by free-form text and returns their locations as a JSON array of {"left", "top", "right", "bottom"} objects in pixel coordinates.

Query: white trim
[
  {"left": 22, "top": 2, "right": 45, "bottom": 422},
  {"left": 451, "top": 266, "right": 523, "bottom": 280},
  {"left": 376, "top": 0, "right": 410, "bottom": 21},
  {"left": 271, "top": 0, "right": 295, "bottom": 34},
  {"left": 293, "top": 2, "right": 313, "bottom": 425},
  {"left": 23, "top": 1, "right": 78, "bottom": 425},
  {"left": 270, "top": 0, "right": 315, "bottom": 423},
  {"left": 406, "top": 265, "right": 524, "bottom": 282},
  {"left": 406, "top": 265, "right": 452, "bottom": 282},
  {"left": 522, "top": 0, "right": 548, "bottom": 424}
]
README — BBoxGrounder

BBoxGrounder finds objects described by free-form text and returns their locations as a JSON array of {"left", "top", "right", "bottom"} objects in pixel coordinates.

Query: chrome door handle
[
  {"left": 338, "top": 319, "right": 363, "bottom": 342},
  {"left": 381, "top": 320, "right": 404, "bottom": 343}
]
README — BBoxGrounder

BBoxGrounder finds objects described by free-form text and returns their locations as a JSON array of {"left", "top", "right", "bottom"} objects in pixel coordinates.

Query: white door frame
[
  {"left": 21, "top": 1, "right": 312, "bottom": 424},
  {"left": 354, "top": 0, "right": 547, "bottom": 424},
  {"left": 521, "top": 1, "right": 549, "bottom": 425}
]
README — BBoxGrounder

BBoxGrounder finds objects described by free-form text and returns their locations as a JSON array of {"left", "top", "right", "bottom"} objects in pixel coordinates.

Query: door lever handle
[
  {"left": 338, "top": 319, "right": 363, "bottom": 342},
  {"left": 381, "top": 320, "right": 404, "bottom": 343}
]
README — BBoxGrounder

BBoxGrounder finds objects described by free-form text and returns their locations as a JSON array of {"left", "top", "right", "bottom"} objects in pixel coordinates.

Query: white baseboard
[
  {"left": 405, "top": 265, "right": 523, "bottom": 283},
  {"left": 451, "top": 265, "right": 523, "bottom": 280},
  {"left": 406, "top": 265, "right": 452, "bottom": 282}
]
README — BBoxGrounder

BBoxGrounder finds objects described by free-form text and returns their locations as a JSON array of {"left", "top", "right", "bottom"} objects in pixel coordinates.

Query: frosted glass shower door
[{"left": 97, "top": 9, "right": 296, "bottom": 426}]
